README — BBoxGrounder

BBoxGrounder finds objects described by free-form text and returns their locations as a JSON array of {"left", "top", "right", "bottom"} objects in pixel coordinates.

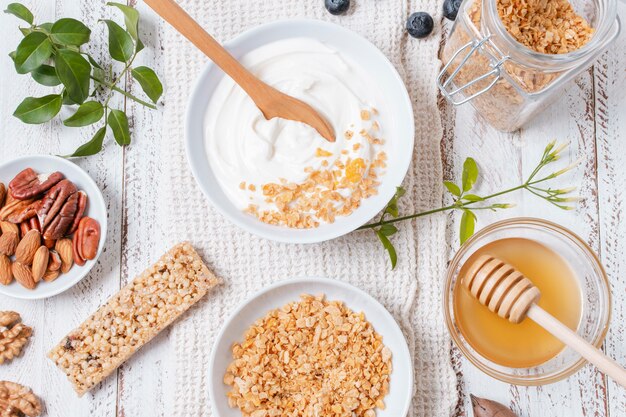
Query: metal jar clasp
[{"left": 438, "top": 35, "right": 509, "bottom": 105}]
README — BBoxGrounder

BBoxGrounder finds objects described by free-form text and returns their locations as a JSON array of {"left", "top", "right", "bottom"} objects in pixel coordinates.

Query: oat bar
[{"left": 48, "top": 242, "right": 220, "bottom": 396}]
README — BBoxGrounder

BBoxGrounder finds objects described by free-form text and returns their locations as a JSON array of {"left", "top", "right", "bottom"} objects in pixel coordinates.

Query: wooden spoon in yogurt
[
  {"left": 464, "top": 255, "right": 626, "bottom": 388},
  {"left": 144, "top": 0, "right": 336, "bottom": 142}
]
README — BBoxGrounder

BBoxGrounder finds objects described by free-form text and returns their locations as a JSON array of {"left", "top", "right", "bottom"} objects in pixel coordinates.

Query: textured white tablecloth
[{"left": 160, "top": 1, "right": 456, "bottom": 416}]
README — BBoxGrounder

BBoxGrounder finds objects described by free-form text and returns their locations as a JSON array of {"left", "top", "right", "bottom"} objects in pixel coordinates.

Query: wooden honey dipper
[{"left": 464, "top": 255, "right": 626, "bottom": 388}]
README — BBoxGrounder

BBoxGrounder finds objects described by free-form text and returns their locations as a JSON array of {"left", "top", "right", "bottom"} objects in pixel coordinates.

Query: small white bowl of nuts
[{"left": 0, "top": 155, "right": 106, "bottom": 300}]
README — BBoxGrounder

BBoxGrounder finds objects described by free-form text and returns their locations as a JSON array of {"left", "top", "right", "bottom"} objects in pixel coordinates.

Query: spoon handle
[
  {"left": 144, "top": 0, "right": 270, "bottom": 99},
  {"left": 527, "top": 304, "right": 626, "bottom": 388}
]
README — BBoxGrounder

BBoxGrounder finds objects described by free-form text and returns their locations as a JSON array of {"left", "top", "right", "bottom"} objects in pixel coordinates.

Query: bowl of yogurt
[{"left": 186, "top": 19, "right": 414, "bottom": 243}]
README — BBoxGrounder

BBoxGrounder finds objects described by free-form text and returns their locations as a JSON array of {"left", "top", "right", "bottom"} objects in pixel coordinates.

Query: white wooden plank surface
[{"left": 0, "top": 1, "right": 624, "bottom": 417}]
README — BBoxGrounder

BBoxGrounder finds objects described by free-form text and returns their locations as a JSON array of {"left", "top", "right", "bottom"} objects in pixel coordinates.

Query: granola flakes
[
  {"left": 497, "top": 0, "right": 594, "bottom": 54},
  {"left": 224, "top": 294, "right": 392, "bottom": 417},
  {"left": 244, "top": 112, "right": 387, "bottom": 229}
]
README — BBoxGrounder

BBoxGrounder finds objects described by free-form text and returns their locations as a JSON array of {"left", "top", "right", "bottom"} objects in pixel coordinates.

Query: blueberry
[
  {"left": 443, "top": 0, "right": 463, "bottom": 21},
  {"left": 406, "top": 12, "right": 434, "bottom": 39},
  {"left": 325, "top": 0, "right": 350, "bottom": 15}
]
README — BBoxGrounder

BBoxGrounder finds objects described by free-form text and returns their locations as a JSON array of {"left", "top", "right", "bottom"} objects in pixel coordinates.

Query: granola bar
[{"left": 48, "top": 242, "right": 220, "bottom": 396}]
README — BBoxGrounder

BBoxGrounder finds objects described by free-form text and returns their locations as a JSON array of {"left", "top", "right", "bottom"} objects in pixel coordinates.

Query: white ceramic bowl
[
  {"left": 0, "top": 155, "right": 107, "bottom": 300},
  {"left": 186, "top": 19, "right": 414, "bottom": 243},
  {"left": 209, "top": 277, "right": 413, "bottom": 417}
]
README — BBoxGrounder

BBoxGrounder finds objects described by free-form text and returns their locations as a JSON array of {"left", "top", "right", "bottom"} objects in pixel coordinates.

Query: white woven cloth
[{"left": 161, "top": 1, "right": 456, "bottom": 416}]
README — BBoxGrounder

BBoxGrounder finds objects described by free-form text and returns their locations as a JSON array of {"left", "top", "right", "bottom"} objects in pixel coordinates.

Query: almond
[
  {"left": 42, "top": 269, "right": 60, "bottom": 282},
  {"left": 15, "top": 229, "right": 40, "bottom": 266},
  {"left": 32, "top": 246, "right": 49, "bottom": 283},
  {"left": 0, "top": 221, "right": 19, "bottom": 235},
  {"left": 55, "top": 238, "right": 74, "bottom": 273},
  {"left": 0, "top": 231, "right": 18, "bottom": 257},
  {"left": 12, "top": 262, "right": 35, "bottom": 290},
  {"left": 48, "top": 250, "right": 62, "bottom": 272},
  {"left": 0, "top": 254, "right": 12, "bottom": 285}
]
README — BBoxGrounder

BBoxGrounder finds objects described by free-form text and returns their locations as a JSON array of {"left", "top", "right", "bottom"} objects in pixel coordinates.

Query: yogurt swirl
[{"left": 205, "top": 38, "right": 387, "bottom": 219}]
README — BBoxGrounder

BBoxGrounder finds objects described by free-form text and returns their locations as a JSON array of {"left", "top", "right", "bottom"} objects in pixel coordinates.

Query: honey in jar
[{"left": 454, "top": 237, "right": 582, "bottom": 368}]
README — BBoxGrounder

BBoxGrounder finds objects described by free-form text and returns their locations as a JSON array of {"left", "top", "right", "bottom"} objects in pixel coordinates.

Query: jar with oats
[{"left": 438, "top": 0, "right": 620, "bottom": 132}]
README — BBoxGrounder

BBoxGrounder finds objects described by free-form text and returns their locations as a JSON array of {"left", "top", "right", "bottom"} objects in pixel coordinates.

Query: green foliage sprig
[
  {"left": 359, "top": 141, "right": 580, "bottom": 268},
  {"left": 5, "top": 2, "right": 163, "bottom": 157}
]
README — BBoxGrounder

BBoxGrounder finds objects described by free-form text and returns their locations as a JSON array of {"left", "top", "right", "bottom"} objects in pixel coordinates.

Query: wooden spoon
[
  {"left": 464, "top": 255, "right": 626, "bottom": 388},
  {"left": 144, "top": 0, "right": 335, "bottom": 142}
]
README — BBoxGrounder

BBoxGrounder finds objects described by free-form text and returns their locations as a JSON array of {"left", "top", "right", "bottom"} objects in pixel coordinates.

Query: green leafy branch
[
  {"left": 359, "top": 141, "right": 581, "bottom": 268},
  {"left": 5, "top": 2, "right": 163, "bottom": 157}
]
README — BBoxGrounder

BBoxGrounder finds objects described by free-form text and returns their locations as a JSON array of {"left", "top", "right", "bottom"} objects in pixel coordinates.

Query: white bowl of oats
[
  {"left": 209, "top": 277, "right": 413, "bottom": 417},
  {"left": 186, "top": 19, "right": 414, "bottom": 243}
]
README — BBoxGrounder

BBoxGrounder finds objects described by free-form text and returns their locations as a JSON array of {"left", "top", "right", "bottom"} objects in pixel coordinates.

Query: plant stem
[
  {"left": 90, "top": 76, "right": 156, "bottom": 109},
  {"left": 358, "top": 183, "right": 529, "bottom": 230}
]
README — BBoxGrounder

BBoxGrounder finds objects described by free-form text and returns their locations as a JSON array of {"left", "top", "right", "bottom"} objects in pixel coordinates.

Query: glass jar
[
  {"left": 444, "top": 218, "right": 611, "bottom": 385},
  {"left": 438, "top": 0, "right": 620, "bottom": 132}
]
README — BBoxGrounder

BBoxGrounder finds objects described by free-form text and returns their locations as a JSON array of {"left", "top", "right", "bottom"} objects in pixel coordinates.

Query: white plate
[
  {"left": 0, "top": 155, "right": 107, "bottom": 300},
  {"left": 208, "top": 277, "right": 413, "bottom": 417},
  {"left": 186, "top": 19, "right": 414, "bottom": 243}
]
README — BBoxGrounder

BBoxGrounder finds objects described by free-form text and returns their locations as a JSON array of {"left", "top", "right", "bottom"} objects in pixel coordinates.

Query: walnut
[
  {"left": 38, "top": 180, "right": 79, "bottom": 240},
  {"left": 0, "top": 312, "right": 32, "bottom": 365},
  {"left": 8, "top": 168, "right": 64, "bottom": 200},
  {"left": 0, "top": 381, "right": 42, "bottom": 417},
  {"left": 5, "top": 200, "right": 42, "bottom": 224}
]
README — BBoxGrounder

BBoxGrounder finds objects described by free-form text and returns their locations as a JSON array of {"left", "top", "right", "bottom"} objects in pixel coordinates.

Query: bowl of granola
[
  {"left": 186, "top": 19, "right": 414, "bottom": 243},
  {"left": 209, "top": 277, "right": 413, "bottom": 417}
]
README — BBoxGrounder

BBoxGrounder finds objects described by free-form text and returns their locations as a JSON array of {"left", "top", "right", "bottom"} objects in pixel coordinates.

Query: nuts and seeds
[
  {"left": 497, "top": 0, "right": 594, "bottom": 54},
  {"left": 48, "top": 242, "right": 220, "bottom": 396},
  {"left": 244, "top": 111, "right": 387, "bottom": 229},
  {"left": 0, "top": 170, "right": 102, "bottom": 291},
  {"left": 224, "top": 294, "right": 392, "bottom": 417},
  {"left": 0, "top": 311, "right": 32, "bottom": 365},
  {"left": 0, "top": 381, "right": 42, "bottom": 417},
  {"left": 441, "top": 0, "right": 596, "bottom": 132}
]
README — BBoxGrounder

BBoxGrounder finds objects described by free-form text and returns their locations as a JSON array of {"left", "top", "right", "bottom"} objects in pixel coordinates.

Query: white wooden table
[{"left": 0, "top": 1, "right": 624, "bottom": 416}]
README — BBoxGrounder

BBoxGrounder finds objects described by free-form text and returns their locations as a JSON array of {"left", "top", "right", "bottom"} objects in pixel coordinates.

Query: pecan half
[
  {"left": 42, "top": 192, "right": 79, "bottom": 240},
  {"left": 76, "top": 217, "right": 100, "bottom": 261},
  {"left": 0, "top": 183, "right": 6, "bottom": 209},
  {"left": 6, "top": 199, "right": 43, "bottom": 224},
  {"left": 0, "top": 198, "right": 35, "bottom": 222},
  {"left": 9, "top": 168, "right": 64, "bottom": 200},
  {"left": 68, "top": 191, "right": 87, "bottom": 235}
]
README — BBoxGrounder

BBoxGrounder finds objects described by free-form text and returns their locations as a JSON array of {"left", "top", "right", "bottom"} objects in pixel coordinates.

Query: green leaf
[
  {"left": 13, "top": 94, "right": 62, "bottom": 124},
  {"left": 385, "top": 203, "right": 398, "bottom": 218},
  {"left": 462, "top": 157, "right": 479, "bottom": 192},
  {"left": 107, "top": 2, "right": 139, "bottom": 40},
  {"left": 39, "top": 22, "right": 53, "bottom": 33},
  {"left": 63, "top": 101, "right": 104, "bottom": 127},
  {"left": 131, "top": 66, "right": 163, "bottom": 103},
  {"left": 376, "top": 231, "right": 398, "bottom": 269},
  {"left": 67, "top": 126, "right": 106, "bottom": 157},
  {"left": 459, "top": 210, "right": 476, "bottom": 245},
  {"left": 4, "top": 3, "right": 33, "bottom": 24},
  {"left": 50, "top": 18, "right": 91, "bottom": 46},
  {"left": 14, "top": 32, "right": 52, "bottom": 74},
  {"left": 443, "top": 181, "right": 461, "bottom": 197},
  {"left": 102, "top": 19, "right": 134, "bottom": 62},
  {"left": 8, "top": 51, "right": 16, "bottom": 62},
  {"left": 31, "top": 64, "right": 61, "bottom": 86},
  {"left": 87, "top": 54, "right": 103, "bottom": 69},
  {"left": 462, "top": 194, "right": 484, "bottom": 202},
  {"left": 55, "top": 49, "right": 91, "bottom": 104},
  {"left": 62, "top": 88, "right": 78, "bottom": 105},
  {"left": 379, "top": 224, "right": 398, "bottom": 237},
  {"left": 108, "top": 109, "right": 131, "bottom": 145}
]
